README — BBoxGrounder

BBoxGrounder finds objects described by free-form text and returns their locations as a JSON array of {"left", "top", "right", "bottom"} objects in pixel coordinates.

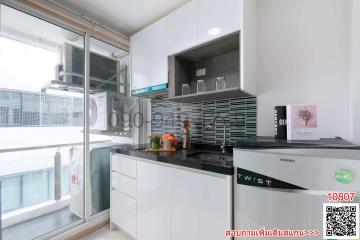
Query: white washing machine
[
  {"left": 69, "top": 142, "right": 121, "bottom": 217},
  {"left": 234, "top": 147, "right": 360, "bottom": 239}
]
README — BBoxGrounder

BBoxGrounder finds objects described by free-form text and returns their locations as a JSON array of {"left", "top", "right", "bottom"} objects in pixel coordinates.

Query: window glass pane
[
  {"left": 89, "top": 37, "right": 129, "bottom": 143},
  {"left": 88, "top": 37, "right": 139, "bottom": 217},
  {"left": 0, "top": 4, "right": 85, "bottom": 239}
]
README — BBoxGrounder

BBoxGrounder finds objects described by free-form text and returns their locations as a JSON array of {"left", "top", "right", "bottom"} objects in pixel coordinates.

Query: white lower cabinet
[
  {"left": 112, "top": 154, "right": 137, "bottom": 179},
  {"left": 137, "top": 161, "right": 171, "bottom": 240},
  {"left": 111, "top": 189, "right": 137, "bottom": 238},
  {"left": 170, "top": 168, "right": 231, "bottom": 240},
  {"left": 136, "top": 160, "right": 231, "bottom": 240},
  {"left": 111, "top": 172, "right": 137, "bottom": 199},
  {"left": 110, "top": 154, "right": 137, "bottom": 239},
  {"left": 111, "top": 154, "right": 232, "bottom": 240}
]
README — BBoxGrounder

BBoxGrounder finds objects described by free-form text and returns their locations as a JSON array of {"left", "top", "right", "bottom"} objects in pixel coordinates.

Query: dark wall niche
[{"left": 168, "top": 32, "right": 241, "bottom": 101}]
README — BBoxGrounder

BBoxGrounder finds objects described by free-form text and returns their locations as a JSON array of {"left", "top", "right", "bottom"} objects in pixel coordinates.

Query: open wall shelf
[{"left": 168, "top": 31, "right": 248, "bottom": 103}]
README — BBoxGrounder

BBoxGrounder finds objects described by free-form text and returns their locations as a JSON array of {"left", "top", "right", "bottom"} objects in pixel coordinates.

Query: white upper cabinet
[
  {"left": 131, "top": 20, "right": 167, "bottom": 92},
  {"left": 165, "top": 1, "right": 198, "bottom": 55},
  {"left": 197, "top": 0, "right": 242, "bottom": 44},
  {"left": 131, "top": 0, "right": 257, "bottom": 95},
  {"left": 130, "top": 1, "right": 197, "bottom": 92},
  {"left": 130, "top": 27, "right": 152, "bottom": 91},
  {"left": 148, "top": 19, "right": 170, "bottom": 90}
]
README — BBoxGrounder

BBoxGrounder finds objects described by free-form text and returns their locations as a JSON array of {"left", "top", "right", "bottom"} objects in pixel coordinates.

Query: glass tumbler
[
  {"left": 197, "top": 80, "right": 206, "bottom": 93},
  {"left": 216, "top": 77, "right": 226, "bottom": 90},
  {"left": 182, "top": 84, "right": 190, "bottom": 95}
]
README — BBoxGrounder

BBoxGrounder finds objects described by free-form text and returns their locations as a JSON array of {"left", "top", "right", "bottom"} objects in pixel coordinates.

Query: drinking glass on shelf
[
  {"left": 181, "top": 84, "right": 190, "bottom": 95},
  {"left": 197, "top": 80, "right": 206, "bottom": 93},
  {"left": 216, "top": 77, "right": 226, "bottom": 90}
]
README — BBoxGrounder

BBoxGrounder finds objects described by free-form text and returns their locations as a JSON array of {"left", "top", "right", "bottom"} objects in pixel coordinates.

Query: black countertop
[
  {"left": 111, "top": 144, "right": 233, "bottom": 175},
  {"left": 110, "top": 138, "right": 358, "bottom": 176}
]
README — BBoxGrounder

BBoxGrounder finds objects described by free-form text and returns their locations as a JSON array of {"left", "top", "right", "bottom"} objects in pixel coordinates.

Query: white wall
[
  {"left": 350, "top": 0, "right": 360, "bottom": 144},
  {"left": 256, "top": 0, "right": 353, "bottom": 140}
]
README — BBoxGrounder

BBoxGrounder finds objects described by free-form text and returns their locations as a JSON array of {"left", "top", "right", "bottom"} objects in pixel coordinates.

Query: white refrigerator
[{"left": 234, "top": 147, "right": 360, "bottom": 239}]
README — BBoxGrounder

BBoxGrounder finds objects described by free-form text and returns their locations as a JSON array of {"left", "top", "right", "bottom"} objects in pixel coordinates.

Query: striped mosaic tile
[{"left": 150, "top": 96, "right": 257, "bottom": 145}]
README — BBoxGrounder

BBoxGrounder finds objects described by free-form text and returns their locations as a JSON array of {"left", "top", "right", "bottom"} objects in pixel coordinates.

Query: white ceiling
[{"left": 52, "top": 0, "right": 191, "bottom": 36}]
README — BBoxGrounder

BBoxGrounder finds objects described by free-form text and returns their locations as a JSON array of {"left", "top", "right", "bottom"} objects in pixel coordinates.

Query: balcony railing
[
  {"left": 0, "top": 142, "right": 89, "bottom": 227},
  {"left": 0, "top": 165, "right": 70, "bottom": 213}
]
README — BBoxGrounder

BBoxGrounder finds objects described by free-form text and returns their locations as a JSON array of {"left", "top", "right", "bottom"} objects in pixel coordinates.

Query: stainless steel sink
[{"left": 187, "top": 152, "right": 233, "bottom": 162}]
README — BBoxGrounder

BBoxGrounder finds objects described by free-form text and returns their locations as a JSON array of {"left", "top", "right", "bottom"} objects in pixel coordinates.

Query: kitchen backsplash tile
[{"left": 151, "top": 95, "right": 257, "bottom": 145}]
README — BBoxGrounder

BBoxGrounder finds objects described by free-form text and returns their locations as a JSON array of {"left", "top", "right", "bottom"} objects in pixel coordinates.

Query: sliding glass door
[{"left": 0, "top": 4, "right": 85, "bottom": 239}]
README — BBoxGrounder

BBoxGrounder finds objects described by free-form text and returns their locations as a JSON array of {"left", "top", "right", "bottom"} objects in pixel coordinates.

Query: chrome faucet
[{"left": 206, "top": 115, "right": 227, "bottom": 154}]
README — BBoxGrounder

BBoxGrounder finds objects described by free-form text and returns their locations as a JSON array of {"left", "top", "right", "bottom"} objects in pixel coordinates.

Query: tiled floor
[{"left": 83, "top": 227, "right": 131, "bottom": 240}]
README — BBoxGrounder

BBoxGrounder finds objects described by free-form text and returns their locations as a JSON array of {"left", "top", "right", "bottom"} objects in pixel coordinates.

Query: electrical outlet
[{"left": 196, "top": 68, "right": 206, "bottom": 77}]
